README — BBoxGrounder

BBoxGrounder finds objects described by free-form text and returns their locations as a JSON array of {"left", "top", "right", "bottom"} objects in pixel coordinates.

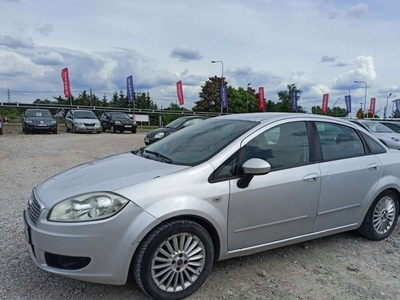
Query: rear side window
[
  {"left": 315, "top": 122, "right": 365, "bottom": 161},
  {"left": 359, "top": 131, "right": 387, "bottom": 154}
]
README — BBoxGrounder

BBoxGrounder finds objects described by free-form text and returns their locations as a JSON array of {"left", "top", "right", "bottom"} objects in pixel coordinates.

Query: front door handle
[
  {"left": 303, "top": 173, "right": 320, "bottom": 182},
  {"left": 368, "top": 163, "right": 379, "bottom": 170}
]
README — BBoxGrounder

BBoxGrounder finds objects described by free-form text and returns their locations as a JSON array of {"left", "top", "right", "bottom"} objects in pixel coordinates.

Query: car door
[
  {"left": 312, "top": 121, "right": 383, "bottom": 232},
  {"left": 227, "top": 120, "right": 322, "bottom": 250}
]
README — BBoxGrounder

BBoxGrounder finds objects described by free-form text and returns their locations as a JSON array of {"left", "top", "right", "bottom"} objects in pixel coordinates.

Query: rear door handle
[
  {"left": 368, "top": 163, "right": 379, "bottom": 171},
  {"left": 303, "top": 173, "right": 320, "bottom": 182}
]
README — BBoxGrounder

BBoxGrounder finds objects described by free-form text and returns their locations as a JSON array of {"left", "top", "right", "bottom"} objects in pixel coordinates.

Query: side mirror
[{"left": 237, "top": 158, "right": 271, "bottom": 189}]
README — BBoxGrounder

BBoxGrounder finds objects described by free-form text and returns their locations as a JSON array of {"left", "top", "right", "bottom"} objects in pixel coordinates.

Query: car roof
[{"left": 217, "top": 112, "right": 356, "bottom": 125}]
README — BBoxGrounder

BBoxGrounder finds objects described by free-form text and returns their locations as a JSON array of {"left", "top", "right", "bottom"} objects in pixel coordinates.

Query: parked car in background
[
  {"left": 349, "top": 119, "right": 400, "bottom": 150},
  {"left": 24, "top": 113, "right": 400, "bottom": 300},
  {"left": 22, "top": 109, "right": 57, "bottom": 134},
  {"left": 99, "top": 112, "right": 137, "bottom": 133},
  {"left": 379, "top": 121, "right": 400, "bottom": 133},
  {"left": 65, "top": 110, "right": 102, "bottom": 133},
  {"left": 144, "top": 115, "right": 207, "bottom": 145}
]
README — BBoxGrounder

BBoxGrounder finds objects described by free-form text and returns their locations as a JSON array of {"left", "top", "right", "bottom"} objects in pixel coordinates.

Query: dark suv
[
  {"left": 99, "top": 112, "right": 137, "bottom": 133},
  {"left": 22, "top": 109, "right": 57, "bottom": 134}
]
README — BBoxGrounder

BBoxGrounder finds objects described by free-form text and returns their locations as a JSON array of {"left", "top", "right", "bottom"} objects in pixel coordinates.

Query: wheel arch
[{"left": 128, "top": 214, "right": 222, "bottom": 280}]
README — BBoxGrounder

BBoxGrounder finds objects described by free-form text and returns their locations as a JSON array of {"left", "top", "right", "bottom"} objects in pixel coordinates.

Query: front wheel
[
  {"left": 131, "top": 128, "right": 137, "bottom": 134},
  {"left": 358, "top": 190, "right": 399, "bottom": 241},
  {"left": 133, "top": 220, "right": 214, "bottom": 300}
]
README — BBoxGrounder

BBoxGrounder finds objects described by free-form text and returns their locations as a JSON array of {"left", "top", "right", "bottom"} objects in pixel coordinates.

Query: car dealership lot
[{"left": 1, "top": 132, "right": 400, "bottom": 300}]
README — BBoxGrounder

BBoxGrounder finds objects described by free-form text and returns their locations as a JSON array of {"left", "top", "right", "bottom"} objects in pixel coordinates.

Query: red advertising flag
[
  {"left": 321, "top": 93, "right": 329, "bottom": 114},
  {"left": 370, "top": 98, "right": 376, "bottom": 116},
  {"left": 176, "top": 80, "right": 184, "bottom": 105},
  {"left": 61, "top": 67, "right": 72, "bottom": 98},
  {"left": 258, "top": 87, "right": 265, "bottom": 110}
]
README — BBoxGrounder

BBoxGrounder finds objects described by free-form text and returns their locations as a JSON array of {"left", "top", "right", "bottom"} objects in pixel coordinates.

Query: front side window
[
  {"left": 315, "top": 122, "right": 365, "bottom": 161},
  {"left": 242, "top": 121, "right": 310, "bottom": 171},
  {"left": 381, "top": 122, "right": 400, "bottom": 133}
]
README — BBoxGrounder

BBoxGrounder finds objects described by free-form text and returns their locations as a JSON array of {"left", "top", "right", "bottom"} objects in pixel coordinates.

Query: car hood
[
  {"left": 372, "top": 132, "right": 400, "bottom": 141},
  {"left": 147, "top": 127, "right": 174, "bottom": 137},
  {"left": 35, "top": 152, "right": 189, "bottom": 208}
]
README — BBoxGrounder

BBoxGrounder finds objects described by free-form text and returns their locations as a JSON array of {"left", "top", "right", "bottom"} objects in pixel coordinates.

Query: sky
[{"left": 0, "top": 0, "right": 400, "bottom": 117}]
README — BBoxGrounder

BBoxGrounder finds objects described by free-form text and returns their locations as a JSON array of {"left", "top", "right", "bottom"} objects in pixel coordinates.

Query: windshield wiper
[{"left": 144, "top": 150, "right": 174, "bottom": 163}]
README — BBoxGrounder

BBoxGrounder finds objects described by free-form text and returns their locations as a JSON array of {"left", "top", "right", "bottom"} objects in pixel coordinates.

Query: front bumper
[
  {"left": 25, "top": 124, "right": 57, "bottom": 132},
  {"left": 23, "top": 200, "right": 158, "bottom": 285},
  {"left": 74, "top": 124, "right": 101, "bottom": 132},
  {"left": 113, "top": 124, "right": 137, "bottom": 131}
]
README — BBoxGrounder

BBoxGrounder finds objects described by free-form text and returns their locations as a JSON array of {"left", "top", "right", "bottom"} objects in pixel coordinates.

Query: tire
[
  {"left": 66, "top": 124, "right": 70, "bottom": 132},
  {"left": 53, "top": 128, "right": 58, "bottom": 134},
  {"left": 97, "top": 131, "right": 101, "bottom": 134},
  {"left": 72, "top": 124, "right": 76, "bottom": 133},
  {"left": 102, "top": 126, "right": 105, "bottom": 132},
  {"left": 358, "top": 190, "right": 399, "bottom": 241},
  {"left": 22, "top": 126, "right": 25, "bottom": 133},
  {"left": 133, "top": 220, "right": 214, "bottom": 300},
  {"left": 111, "top": 125, "right": 116, "bottom": 133},
  {"left": 131, "top": 128, "right": 137, "bottom": 134}
]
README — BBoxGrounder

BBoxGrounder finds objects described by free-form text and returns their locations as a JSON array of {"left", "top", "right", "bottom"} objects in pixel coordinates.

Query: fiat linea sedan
[{"left": 24, "top": 113, "right": 400, "bottom": 300}]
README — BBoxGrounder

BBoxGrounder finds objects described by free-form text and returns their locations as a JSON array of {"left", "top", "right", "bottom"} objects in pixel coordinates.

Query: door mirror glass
[{"left": 242, "top": 158, "right": 271, "bottom": 175}]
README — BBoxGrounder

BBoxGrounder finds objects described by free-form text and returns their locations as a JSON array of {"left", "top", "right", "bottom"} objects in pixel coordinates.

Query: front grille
[
  {"left": 83, "top": 123, "right": 95, "bottom": 126},
  {"left": 28, "top": 192, "right": 42, "bottom": 226}
]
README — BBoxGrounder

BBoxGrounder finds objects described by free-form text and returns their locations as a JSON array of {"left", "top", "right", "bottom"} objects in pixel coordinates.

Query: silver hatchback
[{"left": 24, "top": 113, "right": 400, "bottom": 300}]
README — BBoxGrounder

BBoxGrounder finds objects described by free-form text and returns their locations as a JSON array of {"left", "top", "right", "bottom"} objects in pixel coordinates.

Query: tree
[
  {"left": 193, "top": 76, "right": 227, "bottom": 112},
  {"left": 102, "top": 94, "right": 108, "bottom": 107},
  {"left": 311, "top": 106, "right": 348, "bottom": 117},
  {"left": 276, "top": 84, "right": 306, "bottom": 112}
]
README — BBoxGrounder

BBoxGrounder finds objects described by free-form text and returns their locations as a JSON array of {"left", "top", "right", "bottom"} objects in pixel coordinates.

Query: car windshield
[
  {"left": 165, "top": 118, "right": 187, "bottom": 129},
  {"left": 26, "top": 110, "right": 52, "bottom": 118},
  {"left": 140, "top": 118, "right": 259, "bottom": 166},
  {"left": 110, "top": 112, "right": 130, "bottom": 119},
  {"left": 362, "top": 121, "right": 393, "bottom": 133},
  {"left": 74, "top": 111, "right": 97, "bottom": 119}
]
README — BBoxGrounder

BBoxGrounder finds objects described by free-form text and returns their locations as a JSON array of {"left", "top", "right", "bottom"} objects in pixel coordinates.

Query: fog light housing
[{"left": 45, "top": 252, "right": 91, "bottom": 270}]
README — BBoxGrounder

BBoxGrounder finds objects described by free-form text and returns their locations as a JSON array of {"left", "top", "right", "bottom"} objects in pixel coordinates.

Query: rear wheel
[
  {"left": 133, "top": 220, "right": 214, "bottom": 300},
  {"left": 358, "top": 190, "right": 399, "bottom": 241}
]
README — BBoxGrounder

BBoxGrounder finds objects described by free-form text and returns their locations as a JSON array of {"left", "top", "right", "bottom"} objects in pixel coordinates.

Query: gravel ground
[{"left": 0, "top": 130, "right": 400, "bottom": 300}]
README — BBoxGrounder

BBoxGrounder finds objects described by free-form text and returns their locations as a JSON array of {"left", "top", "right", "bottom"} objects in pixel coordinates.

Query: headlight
[
  {"left": 48, "top": 192, "right": 129, "bottom": 222},
  {"left": 25, "top": 120, "right": 33, "bottom": 124},
  {"left": 155, "top": 132, "right": 164, "bottom": 138},
  {"left": 75, "top": 122, "right": 83, "bottom": 126},
  {"left": 115, "top": 121, "right": 122, "bottom": 125},
  {"left": 50, "top": 120, "right": 57, "bottom": 124}
]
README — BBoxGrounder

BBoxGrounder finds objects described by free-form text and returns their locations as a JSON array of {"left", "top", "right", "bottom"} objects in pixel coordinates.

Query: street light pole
[
  {"left": 385, "top": 93, "right": 392, "bottom": 120},
  {"left": 246, "top": 83, "right": 251, "bottom": 113},
  {"left": 211, "top": 60, "right": 224, "bottom": 114},
  {"left": 354, "top": 80, "right": 367, "bottom": 118}
]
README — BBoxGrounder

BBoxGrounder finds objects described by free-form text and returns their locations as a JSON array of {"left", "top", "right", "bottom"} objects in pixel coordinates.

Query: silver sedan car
[
  {"left": 348, "top": 119, "right": 400, "bottom": 150},
  {"left": 24, "top": 113, "right": 400, "bottom": 300}
]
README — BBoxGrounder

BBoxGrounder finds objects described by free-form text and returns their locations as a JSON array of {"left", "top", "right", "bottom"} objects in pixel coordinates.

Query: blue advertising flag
[
  {"left": 344, "top": 95, "right": 352, "bottom": 113},
  {"left": 291, "top": 90, "right": 298, "bottom": 111},
  {"left": 221, "top": 85, "right": 228, "bottom": 108},
  {"left": 127, "top": 75, "right": 135, "bottom": 103}
]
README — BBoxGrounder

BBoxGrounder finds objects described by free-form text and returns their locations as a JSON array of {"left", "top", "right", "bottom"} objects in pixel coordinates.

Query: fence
[{"left": 0, "top": 102, "right": 226, "bottom": 127}]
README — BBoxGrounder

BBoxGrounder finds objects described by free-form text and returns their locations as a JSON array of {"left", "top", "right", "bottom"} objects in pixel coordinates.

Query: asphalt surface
[{"left": 0, "top": 131, "right": 399, "bottom": 300}]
